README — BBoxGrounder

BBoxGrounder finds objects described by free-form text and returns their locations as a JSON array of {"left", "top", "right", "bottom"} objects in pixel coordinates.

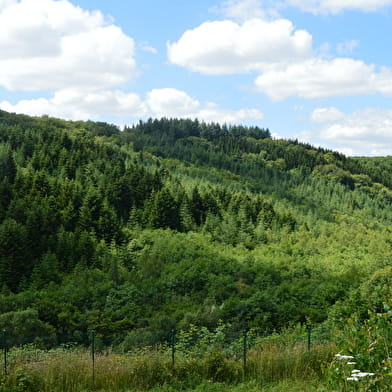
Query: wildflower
[
  {"left": 335, "top": 354, "right": 354, "bottom": 360},
  {"left": 347, "top": 377, "right": 359, "bottom": 381},
  {"left": 353, "top": 372, "right": 375, "bottom": 377}
]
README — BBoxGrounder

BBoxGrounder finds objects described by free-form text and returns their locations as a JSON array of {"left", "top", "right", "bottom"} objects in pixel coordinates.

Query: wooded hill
[{"left": 1, "top": 109, "right": 392, "bottom": 343}]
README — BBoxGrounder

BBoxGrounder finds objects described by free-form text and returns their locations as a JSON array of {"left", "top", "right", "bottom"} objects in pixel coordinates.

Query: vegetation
[
  {"left": 0, "top": 325, "right": 333, "bottom": 392},
  {"left": 1, "top": 109, "right": 392, "bottom": 390}
]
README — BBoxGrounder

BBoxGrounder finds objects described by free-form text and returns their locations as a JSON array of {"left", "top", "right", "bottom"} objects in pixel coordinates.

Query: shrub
[{"left": 323, "top": 305, "right": 392, "bottom": 391}]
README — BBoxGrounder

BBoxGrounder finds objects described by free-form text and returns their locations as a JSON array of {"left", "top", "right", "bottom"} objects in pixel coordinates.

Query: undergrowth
[{"left": 0, "top": 330, "right": 334, "bottom": 392}]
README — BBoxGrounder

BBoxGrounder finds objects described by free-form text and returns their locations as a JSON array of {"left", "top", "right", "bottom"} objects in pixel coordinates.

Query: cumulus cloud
[
  {"left": 284, "top": 0, "right": 392, "bottom": 14},
  {"left": 1, "top": 87, "right": 264, "bottom": 124},
  {"left": 167, "top": 18, "right": 312, "bottom": 74},
  {"left": 0, "top": 1, "right": 263, "bottom": 125},
  {"left": 0, "top": 0, "right": 136, "bottom": 91},
  {"left": 198, "top": 103, "right": 264, "bottom": 123},
  {"left": 311, "top": 107, "right": 345, "bottom": 122},
  {"left": 1, "top": 89, "right": 147, "bottom": 120},
  {"left": 254, "top": 58, "right": 392, "bottom": 100},
  {"left": 144, "top": 89, "right": 263, "bottom": 123},
  {"left": 168, "top": 1, "right": 392, "bottom": 101},
  {"left": 167, "top": 13, "right": 392, "bottom": 101},
  {"left": 308, "top": 107, "right": 392, "bottom": 156},
  {"left": 145, "top": 88, "right": 264, "bottom": 123},
  {"left": 146, "top": 88, "right": 200, "bottom": 118},
  {"left": 0, "top": 0, "right": 16, "bottom": 11}
]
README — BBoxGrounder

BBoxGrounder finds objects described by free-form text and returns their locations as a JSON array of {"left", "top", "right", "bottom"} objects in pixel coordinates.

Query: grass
[
  {"left": 73, "top": 380, "right": 320, "bottom": 392},
  {"left": 0, "top": 339, "right": 334, "bottom": 392},
  {"left": 246, "top": 342, "right": 332, "bottom": 383},
  {"left": 146, "top": 379, "right": 320, "bottom": 392}
]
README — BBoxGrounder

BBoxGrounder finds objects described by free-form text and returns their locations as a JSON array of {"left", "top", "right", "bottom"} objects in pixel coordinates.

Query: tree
[
  {"left": 0, "top": 219, "right": 29, "bottom": 291},
  {"left": 0, "top": 309, "right": 55, "bottom": 344},
  {"left": 147, "top": 188, "right": 180, "bottom": 230},
  {"left": 30, "top": 252, "right": 61, "bottom": 289},
  {"left": 0, "top": 145, "right": 17, "bottom": 183},
  {"left": 189, "top": 186, "right": 205, "bottom": 226}
]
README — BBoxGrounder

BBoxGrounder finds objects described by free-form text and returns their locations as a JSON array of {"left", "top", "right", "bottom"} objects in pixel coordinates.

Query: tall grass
[
  {"left": 246, "top": 341, "right": 333, "bottom": 383},
  {"left": 0, "top": 338, "right": 334, "bottom": 392}
]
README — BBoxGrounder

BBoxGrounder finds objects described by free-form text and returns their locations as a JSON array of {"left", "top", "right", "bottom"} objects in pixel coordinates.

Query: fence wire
[{"left": 1, "top": 323, "right": 333, "bottom": 377}]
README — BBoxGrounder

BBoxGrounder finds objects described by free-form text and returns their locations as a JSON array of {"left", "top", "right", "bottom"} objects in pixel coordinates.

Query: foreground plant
[
  {"left": 322, "top": 306, "right": 392, "bottom": 391},
  {"left": 0, "top": 327, "right": 333, "bottom": 392}
]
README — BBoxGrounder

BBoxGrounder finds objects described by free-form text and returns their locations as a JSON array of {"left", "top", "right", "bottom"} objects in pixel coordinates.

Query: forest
[{"left": 1, "top": 109, "right": 392, "bottom": 347}]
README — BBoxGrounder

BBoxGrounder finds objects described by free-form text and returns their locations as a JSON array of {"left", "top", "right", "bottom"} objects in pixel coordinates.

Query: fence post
[
  {"left": 2, "top": 330, "right": 7, "bottom": 375},
  {"left": 91, "top": 330, "right": 96, "bottom": 389},
  {"left": 242, "top": 329, "right": 248, "bottom": 376},
  {"left": 307, "top": 325, "right": 312, "bottom": 352},
  {"left": 170, "top": 330, "right": 175, "bottom": 367}
]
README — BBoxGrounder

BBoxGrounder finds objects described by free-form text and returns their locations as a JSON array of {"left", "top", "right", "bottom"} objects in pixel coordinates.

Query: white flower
[
  {"left": 350, "top": 369, "right": 375, "bottom": 378},
  {"left": 347, "top": 377, "right": 359, "bottom": 381},
  {"left": 335, "top": 354, "right": 354, "bottom": 360},
  {"left": 355, "top": 372, "right": 375, "bottom": 377}
]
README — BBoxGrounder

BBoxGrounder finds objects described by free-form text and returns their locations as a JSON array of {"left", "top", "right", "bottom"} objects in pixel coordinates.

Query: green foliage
[
  {"left": 0, "top": 309, "right": 55, "bottom": 344},
  {"left": 175, "top": 323, "right": 228, "bottom": 358},
  {"left": 360, "top": 267, "right": 392, "bottom": 312},
  {"left": 323, "top": 306, "right": 392, "bottom": 391},
  {"left": 1, "top": 110, "right": 392, "bottom": 347},
  {"left": 0, "top": 327, "right": 331, "bottom": 392},
  {"left": 0, "top": 219, "right": 29, "bottom": 291}
]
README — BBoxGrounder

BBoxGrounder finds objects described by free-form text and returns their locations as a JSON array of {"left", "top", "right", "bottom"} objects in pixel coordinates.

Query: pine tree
[
  {"left": 148, "top": 188, "right": 180, "bottom": 230},
  {"left": 0, "top": 219, "right": 29, "bottom": 291},
  {"left": 0, "top": 145, "right": 17, "bottom": 183}
]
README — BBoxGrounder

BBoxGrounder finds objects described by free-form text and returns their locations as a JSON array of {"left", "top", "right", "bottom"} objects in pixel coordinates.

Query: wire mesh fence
[{"left": 1, "top": 323, "right": 333, "bottom": 379}]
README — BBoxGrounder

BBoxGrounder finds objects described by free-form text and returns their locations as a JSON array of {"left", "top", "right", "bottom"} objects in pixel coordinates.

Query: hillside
[{"left": 1, "top": 109, "right": 392, "bottom": 343}]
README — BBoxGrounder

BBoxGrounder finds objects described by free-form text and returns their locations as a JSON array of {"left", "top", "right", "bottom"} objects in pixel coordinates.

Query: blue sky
[{"left": 1, "top": 0, "right": 392, "bottom": 156}]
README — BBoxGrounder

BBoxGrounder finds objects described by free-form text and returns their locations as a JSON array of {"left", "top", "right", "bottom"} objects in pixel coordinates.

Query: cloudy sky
[{"left": 1, "top": 0, "right": 392, "bottom": 156}]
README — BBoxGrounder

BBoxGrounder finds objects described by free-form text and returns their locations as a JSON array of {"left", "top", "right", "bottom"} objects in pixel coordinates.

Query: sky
[{"left": 1, "top": 0, "right": 392, "bottom": 156}]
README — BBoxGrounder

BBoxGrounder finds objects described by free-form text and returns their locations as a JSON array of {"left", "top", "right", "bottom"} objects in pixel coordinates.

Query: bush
[{"left": 323, "top": 305, "right": 392, "bottom": 391}]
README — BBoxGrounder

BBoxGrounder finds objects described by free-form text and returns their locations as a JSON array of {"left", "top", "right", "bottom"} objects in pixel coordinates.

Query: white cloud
[
  {"left": 167, "top": 13, "right": 392, "bottom": 101},
  {"left": 168, "top": 2, "right": 392, "bottom": 101},
  {"left": 145, "top": 88, "right": 264, "bottom": 123},
  {"left": 311, "top": 107, "right": 345, "bottom": 122},
  {"left": 336, "top": 40, "right": 359, "bottom": 55},
  {"left": 215, "top": 0, "right": 392, "bottom": 17},
  {"left": 0, "top": 0, "right": 15, "bottom": 11},
  {"left": 0, "top": 89, "right": 147, "bottom": 120},
  {"left": 0, "top": 1, "right": 263, "bottom": 125},
  {"left": 254, "top": 58, "right": 392, "bottom": 100},
  {"left": 308, "top": 107, "right": 392, "bottom": 156},
  {"left": 141, "top": 45, "right": 158, "bottom": 54},
  {"left": 1, "top": 87, "right": 264, "bottom": 125},
  {"left": 146, "top": 88, "right": 200, "bottom": 118},
  {"left": 167, "top": 18, "right": 312, "bottom": 74},
  {"left": 198, "top": 102, "right": 264, "bottom": 123},
  {"left": 284, "top": 0, "right": 392, "bottom": 14},
  {"left": 216, "top": 0, "right": 268, "bottom": 20},
  {"left": 0, "top": 0, "right": 136, "bottom": 91}
]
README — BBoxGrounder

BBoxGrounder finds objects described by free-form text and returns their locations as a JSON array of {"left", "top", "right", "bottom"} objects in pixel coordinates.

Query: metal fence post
[
  {"left": 91, "top": 330, "right": 96, "bottom": 388},
  {"left": 242, "top": 329, "right": 248, "bottom": 375},
  {"left": 307, "top": 325, "right": 312, "bottom": 352},
  {"left": 2, "top": 330, "right": 7, "bottom": 375}
]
